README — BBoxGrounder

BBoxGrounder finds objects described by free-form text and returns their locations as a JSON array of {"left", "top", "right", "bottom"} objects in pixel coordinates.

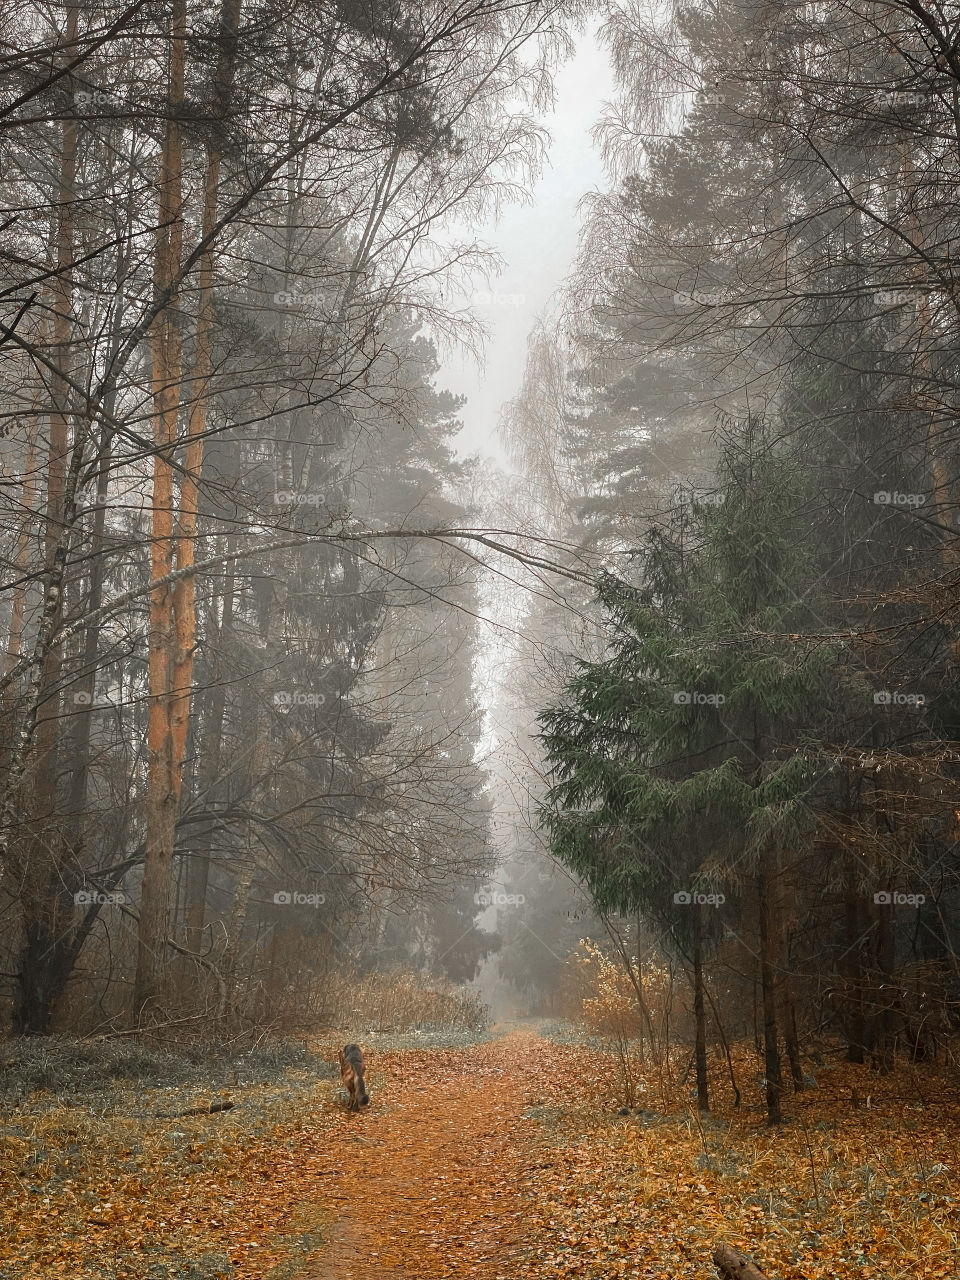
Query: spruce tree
[{"left": 539, "top": 418, "right": 848, "bottom": 1122}]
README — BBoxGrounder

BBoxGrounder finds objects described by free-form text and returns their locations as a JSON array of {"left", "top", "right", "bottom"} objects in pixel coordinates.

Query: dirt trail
[{"left": 300, "top": 1031, "right": 542, "bottom": 1280}]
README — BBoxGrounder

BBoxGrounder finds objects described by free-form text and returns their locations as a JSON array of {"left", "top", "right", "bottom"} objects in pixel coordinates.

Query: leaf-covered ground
[{"left": 2, "top": 1030, "right": 959, "bottom": 1279}]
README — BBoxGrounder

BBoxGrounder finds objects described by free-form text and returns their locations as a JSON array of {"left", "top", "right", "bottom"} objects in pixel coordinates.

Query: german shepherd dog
[{"left": 339, "top": 1043, "right": 369, "bottom": 1112}]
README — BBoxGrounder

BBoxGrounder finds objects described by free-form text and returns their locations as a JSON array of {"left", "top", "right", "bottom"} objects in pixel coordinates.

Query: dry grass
[
  {"left": 0, "top": 1055, "right": 341, "bottom": 1280},
  {"left": 331, "top": 968, "right": 488, "bottom": 1034}
]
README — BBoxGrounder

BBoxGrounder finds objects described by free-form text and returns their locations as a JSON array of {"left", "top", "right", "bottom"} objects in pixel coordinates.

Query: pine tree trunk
[
  {"left": 220, "top": 853, "right": 256, "bottom": 1019},
  {"left": 7, "top": 7, "right": 79, "bottom": 1032},
  {"left": 135, "top": 0, "right": 187, "bottom": 1017},
  {"left": 183, "top": 557, "right": 235, "bottom": 952},
  {"left": 844, "top": 878, "right": 866, "bottom": 1063},
  {"left": 21, "top": 0, "right": 78, "bottom": 875},
  {"left": 693, "top": 904, "right": 710, "bottom": 1111},
  {"left": 758, "top": 864, "right": 783, "bottom": 1124},
  {"left": 775, "top": 866, "right": 804, "bottom": 1092},
  {"left": 901, "top": 150, "right": 957, "bottom": 568},
  {"left": 2, "top": 409, "right": 40, "bottom": 745},
  {"left": 220, "top": 573, "right": 283, "bottom": 1019},
  {"left": 874, "top": 902, "right": 896, "bottom": 1074},
  {"left": 170, "top": 0, "right": 241, "bottom": 798}
]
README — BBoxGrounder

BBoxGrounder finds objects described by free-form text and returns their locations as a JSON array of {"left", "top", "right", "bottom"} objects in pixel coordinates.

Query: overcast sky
[{"left": 441, "top": 26, "right": 614, "bottom": 465}]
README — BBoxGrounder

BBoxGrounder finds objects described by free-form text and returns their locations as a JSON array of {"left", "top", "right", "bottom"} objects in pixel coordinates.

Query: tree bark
[
  {"left": 775, "top": 867, "right": 804, "bottom": 1092},
  {"left": 844, "top": 857, "right": 866, "bottom": 1063},
  {"left": 693, "top": 903, "right": 710, "bottom": 1112},
  {"left": 758, "top": 863, "right": 783, "bottom": 1124},
  {"left": 783, "top": 995, "right": 804, "bottom": 1092},
  {"left": 2, "top": 411, "right": 40, "bottom": 703},
  {"left": 874, "top": 899, "right": 897, "bottom": 1074},
  {"left": 183, "top": 556, "right": 235, "bottom": 952},
  {"left": 135, "top": 0, "right": 187, "bottom": 1017},
  {"left": 170, "top": 0, "right": 241, "bottom": 799},
  {"left": 713, "top": 1244, "right": 771, "bottom": 1280},
  {"left": 29, "top": 0, "right": 78, "bottom": 829},
  {"left": 63, "top": 233, "right": 130, "bottom": 849},
  {"left": 220, "top": 574, "right": 285, "bottom": 1019},
  {"left": 7, "top": 6, "right": 79, "bottom": 1035}
]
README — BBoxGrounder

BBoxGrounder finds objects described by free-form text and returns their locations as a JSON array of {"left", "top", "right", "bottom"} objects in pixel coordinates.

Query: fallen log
[
  {"left": 712, "top": 1244, "right": 770, "bottom": 1280},
  {"left": 156, "top": 1100, "right": 235, "bottom": 1119},
  {"left": 176, "top": 1100, "right": 234, "bottom": 1116}
]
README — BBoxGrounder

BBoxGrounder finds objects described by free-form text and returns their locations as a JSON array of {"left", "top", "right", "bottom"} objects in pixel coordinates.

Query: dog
[{"left": 339, "top": 1043, "right": 370, "bottom": 1112}]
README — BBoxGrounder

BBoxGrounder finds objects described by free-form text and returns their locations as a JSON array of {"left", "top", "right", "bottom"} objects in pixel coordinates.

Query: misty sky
[{"left": 442, "top": 27, "right": 614, "bottom": 465}]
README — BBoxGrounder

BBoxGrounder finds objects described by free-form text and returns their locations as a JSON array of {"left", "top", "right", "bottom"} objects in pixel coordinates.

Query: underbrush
[
  {"left": 524, "top": 1039, "right": 960, "bottom": 1280},
  {"left": 332, "top": 968, "right": 488, "bottom": 1034},
  {"left": 562, "top": 940, "right": 677, "bottom": 1109}
]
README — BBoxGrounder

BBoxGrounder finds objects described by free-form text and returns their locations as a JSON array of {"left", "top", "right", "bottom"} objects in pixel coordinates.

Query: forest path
[{"left": 299, "top": 1031, "right": 543, "bottom": 1280}]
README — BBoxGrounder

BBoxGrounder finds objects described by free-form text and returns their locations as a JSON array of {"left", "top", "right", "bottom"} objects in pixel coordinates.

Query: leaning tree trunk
[{"left": 783, "top": 996, "right": 804, "bottom": 1093}]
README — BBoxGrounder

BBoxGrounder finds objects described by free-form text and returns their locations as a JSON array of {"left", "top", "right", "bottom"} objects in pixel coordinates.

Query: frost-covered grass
[{"left": 0, "top": 1035, "right": 335, "bottom": 1113}]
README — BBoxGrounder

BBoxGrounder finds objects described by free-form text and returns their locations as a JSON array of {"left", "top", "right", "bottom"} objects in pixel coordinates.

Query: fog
[
  {"left": 443, "top": 24, "right": 614, "bottom": 465},
  {"left": 2, "top": 9, "right": 960, "bottom": 1274}
]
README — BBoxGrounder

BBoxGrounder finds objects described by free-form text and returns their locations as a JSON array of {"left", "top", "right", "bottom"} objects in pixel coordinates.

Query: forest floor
[{"left": 2, "top": 1026, "right": 959, "bottom": 1280}]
